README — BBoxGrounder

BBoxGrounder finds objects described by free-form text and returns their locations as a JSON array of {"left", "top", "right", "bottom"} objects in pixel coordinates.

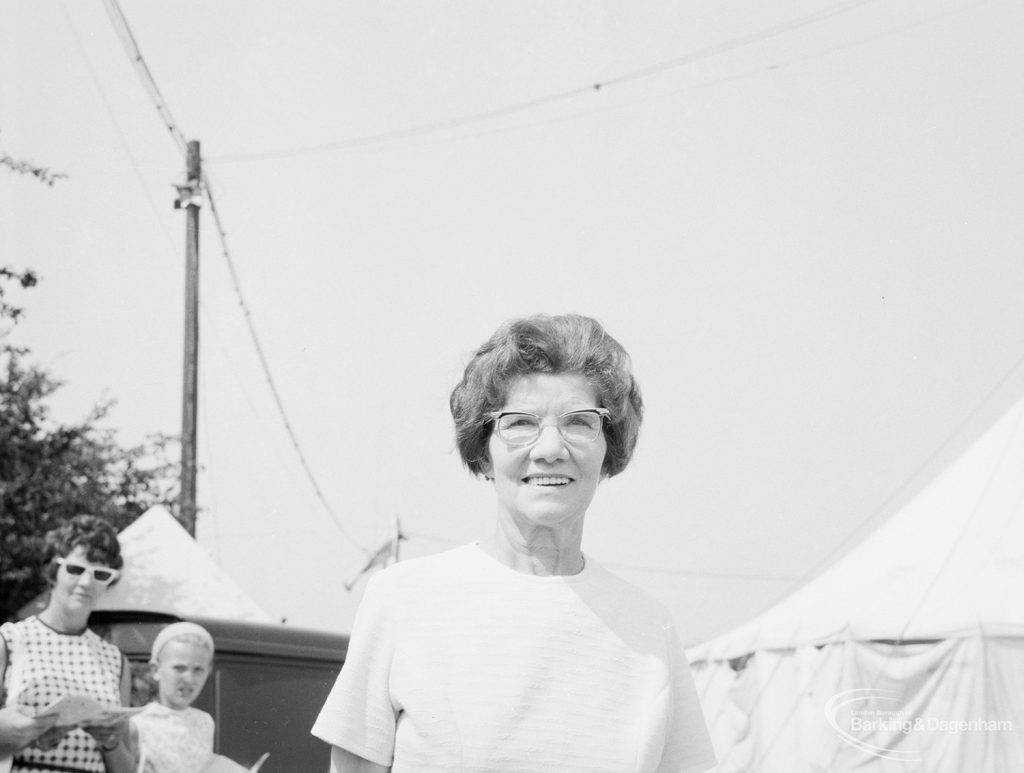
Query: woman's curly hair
[
  {"left": 42, "top": 514, "right": 123, "bottom": 585},
  {"left": 450, "top": 313, "right": 643, "bottom": 478}
]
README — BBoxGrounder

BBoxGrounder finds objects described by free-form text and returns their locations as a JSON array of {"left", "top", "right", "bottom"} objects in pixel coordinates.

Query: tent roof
[
  {"left": 691, "top": 393, "right": 1024, "bottom": 662},
  {"left": 94, "top": 506, "right": 273, "bottom": 622}
]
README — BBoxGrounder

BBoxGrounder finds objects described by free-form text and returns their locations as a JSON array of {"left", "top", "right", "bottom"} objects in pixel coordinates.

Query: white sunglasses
[{"left": 56, "top": 558, "right": 121, "bottom": 585}]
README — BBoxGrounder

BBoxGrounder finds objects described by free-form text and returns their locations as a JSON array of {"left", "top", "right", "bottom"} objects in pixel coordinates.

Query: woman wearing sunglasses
[
  {"left": 314, "top": 314, "right": 716, "bottom": 773},
  {"left": 1, "top": 514, "right": 136, "bottom": 773}
]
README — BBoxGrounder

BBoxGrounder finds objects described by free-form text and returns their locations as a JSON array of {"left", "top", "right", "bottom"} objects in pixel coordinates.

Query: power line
[
  {"left": 402, "top": 530, "right": 801, "bottom": 581},
  {"left": 604, "top": 561, "right": 801, "bottom": 583},
  {"left": 100, "top": 0, "right": 187, "bottom": 154},
  {"left": 100, "top": 0, "right": 367, "bottom": 554},
  {"left": 62, "top": 0, "right": 178, "bottom": 265},
  {"left": 201, "top": 192, "right": 367, "bottom": 554},
  {"left": 209, "top": 0, "right": 877, "bottom": 164},
  {"left": 66, "top": 1, "right": 275, "bottom": 432}
]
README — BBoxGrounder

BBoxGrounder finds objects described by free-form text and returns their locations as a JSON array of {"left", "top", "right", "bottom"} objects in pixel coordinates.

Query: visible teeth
[{"left": 528, "top": 476, "right": 570, "bottom": 486}]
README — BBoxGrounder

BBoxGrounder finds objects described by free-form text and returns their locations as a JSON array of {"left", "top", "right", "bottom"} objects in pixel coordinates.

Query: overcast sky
[{"left": 3, "top": 0, "right": 1023, "bottom": 644}]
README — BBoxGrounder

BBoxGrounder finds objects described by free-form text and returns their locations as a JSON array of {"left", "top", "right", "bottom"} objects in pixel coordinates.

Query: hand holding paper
[
  {"left": 33, "top": 696, "right": 143, "bottom": 729},
  {"left": 200, "top": 752, "right": 269, "bottom": 772}
]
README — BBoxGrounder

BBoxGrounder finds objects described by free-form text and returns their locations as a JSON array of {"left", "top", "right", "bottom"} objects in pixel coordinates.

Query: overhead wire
[
  {"left": 64, "top": 0, "right": 275, "bottom": 436},
  {"left": 588, "top": 0, "right": 875, "bottom": 89},
  {"left": 209, "top": 0, "right": 878, "bottom": 164},
  {"left": 604, "top": 561, "right": 801, "bottom": 583},
  {"left": 94, "top": 0, "right": 881, "bottom": 567},
  {"left": 100, "top": 0, "right": 368, "bottom": 555},
  {"left": 402, "top": 530, "right": 801, "bottom": 581},
  {"left": 289, "top": 0, "right": 983, "bottom": 204},
  {"left": 201, "top": 194, "right": 369, "bottom": 555},
  {"left": 100, "top": 0, "right": 187, "bottom": 154},
  {"left": 98, "top": 0, "right": 994, "bottom": 568},
  {"left": 61, "top": 1, "right": 178, "bottom": 265}
]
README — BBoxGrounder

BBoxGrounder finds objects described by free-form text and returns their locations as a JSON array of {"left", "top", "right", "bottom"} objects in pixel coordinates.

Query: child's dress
[{"left": 131, "top": 702, "right": 214, "bottom": 773}]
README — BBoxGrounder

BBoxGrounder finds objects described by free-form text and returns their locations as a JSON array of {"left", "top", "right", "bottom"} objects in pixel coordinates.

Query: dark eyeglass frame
[
  {"left": 56, "top": 558, "right": 120, "bottom": 585},
  {"left": 487, "top": 408, "right": 611, "bottom": 447}
]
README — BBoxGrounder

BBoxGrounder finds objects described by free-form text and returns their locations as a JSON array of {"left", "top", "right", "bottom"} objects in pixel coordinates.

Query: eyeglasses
[
  {"left": 488, "top": 408, "right": 610, "bottom": 447},
  {"left": 56, "top": 558, "right": 120, "bottom": 585}
]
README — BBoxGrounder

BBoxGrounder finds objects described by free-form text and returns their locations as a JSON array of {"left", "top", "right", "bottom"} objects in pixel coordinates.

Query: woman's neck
[
  {"left": 482, "top": 523, "right": 586, "bottom": 577},
  {"left": 38, "top": 604, "right": 89, "bottom": 635}
]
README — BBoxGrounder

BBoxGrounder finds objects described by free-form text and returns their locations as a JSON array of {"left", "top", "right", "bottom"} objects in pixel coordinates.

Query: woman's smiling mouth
[{"left": 523, "top": 475, "right": 572, "bottom": 486}]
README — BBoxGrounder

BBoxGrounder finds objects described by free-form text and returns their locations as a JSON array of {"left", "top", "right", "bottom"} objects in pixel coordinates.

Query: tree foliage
[
  {"left": 0, "top": 266, "right": 38, "bottom": 326},
  {"left": 0, "top": 269, "right": 179, "bottom": 622},
  {"left": 0, "top": 154, "right": 68, "bottom": 187},
  {"left": 0, "top": 130, "right": 68, "bottom": 187}
]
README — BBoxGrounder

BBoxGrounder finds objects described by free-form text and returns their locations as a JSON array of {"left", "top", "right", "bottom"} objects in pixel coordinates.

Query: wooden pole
[
  {"left": 392, "top": 515, "right": 402, "bottom": 564},
  {"left": 179, "top": 140, "right": 201, "bottom": 535}
]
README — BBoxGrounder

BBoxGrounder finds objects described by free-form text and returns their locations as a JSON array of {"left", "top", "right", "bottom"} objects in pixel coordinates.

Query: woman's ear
[{"left": 44, "top": 558, "right": 60, "bottom": 587}]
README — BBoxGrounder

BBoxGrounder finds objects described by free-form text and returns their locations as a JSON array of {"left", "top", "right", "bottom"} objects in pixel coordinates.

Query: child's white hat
[{"left": 151, "top": 621, "right": 215, "bottom": 663}]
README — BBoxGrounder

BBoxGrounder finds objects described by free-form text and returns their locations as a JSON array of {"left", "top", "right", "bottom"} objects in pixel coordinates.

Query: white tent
[
  {"left": 688, "top": 395, "right": 1024, "bottom": 771},
  {"left": 94, "top": 506, "right": 273, "bottom": 622}
]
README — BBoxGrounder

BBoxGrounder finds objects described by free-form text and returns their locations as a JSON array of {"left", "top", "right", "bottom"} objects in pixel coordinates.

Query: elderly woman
[
  {"left": 0, "top": 515, "right": 135, "bottom": 773},
  {"left": 313, "top": 314, "right": 716, "bottom": 773}
]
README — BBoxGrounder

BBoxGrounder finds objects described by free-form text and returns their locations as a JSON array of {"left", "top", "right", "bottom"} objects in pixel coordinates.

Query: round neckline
[
  {"left": 34, "top": 614, "right": 88, "bottom": 636},
  {"left": 469, "top": 542, "right": 592, "bottom": 583},
  {"left": 149, "top": 701, "right": 192, "bottom": 714}
]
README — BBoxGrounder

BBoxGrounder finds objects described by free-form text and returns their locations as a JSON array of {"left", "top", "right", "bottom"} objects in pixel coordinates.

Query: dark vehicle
[{"left": 89, "top": 610, "right": 349, "bottom": 773}]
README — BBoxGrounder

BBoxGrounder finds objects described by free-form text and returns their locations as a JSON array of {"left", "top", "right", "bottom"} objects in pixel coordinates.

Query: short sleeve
[
  {"left": 311, "top": 571, "right": 399, "bottom": 767},
  {"left": 199, "top": 709, "right": 215, "bottom": 751},
  {"left": 0, "top": 623, "right": 15, "bottom": 704},
  {"left": 658, "top": 624, "right": 717, "bottom": 773}
]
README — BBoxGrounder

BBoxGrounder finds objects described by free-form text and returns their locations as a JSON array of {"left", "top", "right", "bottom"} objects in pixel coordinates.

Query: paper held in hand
[
  {"left": 33, "top": 695, "right": 144, "bottom": 727},
  {"left": 201, "top": 752, "right": 270, "bottom": 773}
]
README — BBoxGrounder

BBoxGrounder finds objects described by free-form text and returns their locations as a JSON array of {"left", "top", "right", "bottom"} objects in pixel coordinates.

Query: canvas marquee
[
  {"left": 94, "top": 505, "right": 272, "bottom": 622},
  {"left": 687, "top": 394, "right": 1024, "bottom": 772}
]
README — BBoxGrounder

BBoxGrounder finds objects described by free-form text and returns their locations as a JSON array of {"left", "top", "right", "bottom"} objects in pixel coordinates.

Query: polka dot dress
[{"left": 1, "top": 616, "right": 124, "bottom": 773}]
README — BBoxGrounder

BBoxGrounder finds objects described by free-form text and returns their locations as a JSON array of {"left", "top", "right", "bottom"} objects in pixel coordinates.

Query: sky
[{"left": 2, "top": 0, "right": 1023, "bottom": 646}]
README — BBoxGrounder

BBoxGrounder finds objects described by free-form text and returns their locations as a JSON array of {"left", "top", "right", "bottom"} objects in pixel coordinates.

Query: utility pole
[
  {"left": 391, "top": 514, "right": 403, "bottom": 564},
  {"left": 176, "top": 140, "right": 201, "bottom": 535},
  {"left": 344, "top": 516, "right": 405, "bottom": 591}
]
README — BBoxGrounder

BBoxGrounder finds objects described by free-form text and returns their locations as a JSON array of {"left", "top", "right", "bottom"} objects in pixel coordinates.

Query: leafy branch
[
  {"left": 0, "top": 130, "right": 68, "bottom": 187},
  {"left": 0, "top": 153, "right": 69, "bottom": 187}
]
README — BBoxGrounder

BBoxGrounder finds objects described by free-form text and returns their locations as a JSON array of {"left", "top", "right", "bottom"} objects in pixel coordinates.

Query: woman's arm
[
  {"left": 86, "top": 653, "right": 137, "bottom": 773},
  {"left": 0, "top": 636, "right": 59, "bottom": 756},
  {"left": 118, "top": 654, "right": 132, "bottom": 706},
  {"left": 0, "top": 706, "right": 60, "bottom": 757},
  {"left": 94, "top": 727, "right": 136, "bottom": 773},
  {"left": 329, "top": 745, "right": 389, "bottom": 773}
]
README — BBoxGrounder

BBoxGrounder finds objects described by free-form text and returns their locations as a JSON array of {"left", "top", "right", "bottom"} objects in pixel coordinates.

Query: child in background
[{"left": 131, "top": 622, "right": 215, "bottom": 773}]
